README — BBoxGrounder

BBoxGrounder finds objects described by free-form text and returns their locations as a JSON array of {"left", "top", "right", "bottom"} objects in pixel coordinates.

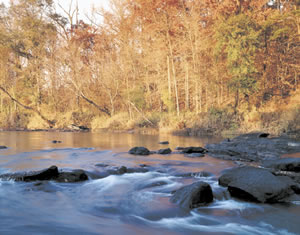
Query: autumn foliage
[{"left": 0, "top": 0, "right": 299, "bottom": 135}]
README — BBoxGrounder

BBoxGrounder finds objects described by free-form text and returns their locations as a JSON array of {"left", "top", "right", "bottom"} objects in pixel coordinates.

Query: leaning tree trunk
[{"left": 0, "top": 86, "right": 55, "bottom": 128}]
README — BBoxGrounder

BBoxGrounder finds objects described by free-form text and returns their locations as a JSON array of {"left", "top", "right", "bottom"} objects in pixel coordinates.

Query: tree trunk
[{"left": 0, "top": 86, "right": 55, "bottom": 128}]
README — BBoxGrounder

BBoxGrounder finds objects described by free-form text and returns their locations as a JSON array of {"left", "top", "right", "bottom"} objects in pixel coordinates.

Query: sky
[{"left": 0, "top": 0, "right": 111, "bottom": 21}]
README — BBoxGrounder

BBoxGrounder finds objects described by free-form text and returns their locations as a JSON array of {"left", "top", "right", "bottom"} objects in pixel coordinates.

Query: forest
[{"left": 0, "top": 0, "right": 299, "bottom": 136}]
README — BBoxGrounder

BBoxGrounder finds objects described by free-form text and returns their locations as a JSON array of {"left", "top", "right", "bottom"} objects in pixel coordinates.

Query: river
[{"left": 0, "top": 131, "right": 299, "bottom": 235}]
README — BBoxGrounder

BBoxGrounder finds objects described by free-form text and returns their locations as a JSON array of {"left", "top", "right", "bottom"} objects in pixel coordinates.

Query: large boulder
[
  {"left": 128, "top": 147, "right": 151, "bottom": 155},
  {"left": 262, "top": 158, "right": 300, "bottom": 172},
  {"left": 170, "top": 181, "right": 213, "bottom": 209},
  {"left": 219, "top": 166, "right": 295, "bottom": 203},
  {"left": 206, "top": 133, "right": 300, "bottom": 162}
]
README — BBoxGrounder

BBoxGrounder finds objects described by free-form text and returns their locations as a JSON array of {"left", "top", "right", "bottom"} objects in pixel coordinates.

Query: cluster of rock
[
  {"left": 128, "top": 145, "right": 207, "bottom": 158},
  {"left": 0, "top": 166, "right": 88, "bottom": 183},
  {"left": 205, "top": 132, "right": 300, "bottom": 162},
  {"left": 128, "top": 132, "right": 300, "bottom": 162},
  {"left": 1, "top": 132, "right": 299, "bottom": 211},
  {"left": 170, "top": 158, "right": 300, "bottom": 209},
  {"left": 0, "top": 164, "right": 153, "bottom": 186}
]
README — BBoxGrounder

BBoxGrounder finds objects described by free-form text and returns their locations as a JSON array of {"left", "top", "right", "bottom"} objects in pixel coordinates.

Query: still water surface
[{"left": 0, "top": 131, "right": 299, "bottom": 235}]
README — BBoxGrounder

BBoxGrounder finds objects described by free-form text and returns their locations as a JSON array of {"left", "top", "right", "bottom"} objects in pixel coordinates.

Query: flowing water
[{"left": 0, "top": 131, "right": 299, "bottom": 235}]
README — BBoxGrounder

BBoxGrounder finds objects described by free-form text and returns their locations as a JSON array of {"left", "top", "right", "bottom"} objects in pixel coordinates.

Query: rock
[
  {"left": 262, "top": 158, "right": 300, "bottom": 172},
  {"left": 56, "top": 170, "right": 88, "bottom": 182},
  {"left": 270, "top": 170, "right": 300, "bottom": 184},
  {"left": 140, "top": 181, "right": 169, "bottom": 190},
  {"left": 181, "top": 147, "right": 207, "bottom": 154},
  {"left": 128, "top": 147, "right": 151, "bottom": 155},
  {"left": 185, "top": 153, "right": 205, "bottom": 158},
  {"left": 69, "top": 124, "right": 89, "bottom": 131},
  {"left": 52, "top": 140, "right": 62, "bottom": 144},
  {"left": 0, "top": 166, "right": 88, "bottom": 183},
  {"left": 22, "top": 166, "right": 59, "bottom": 181},
  {"left": 170, "top": 181, "right": 213, "bottom": 209},
  {"left": 126, "top": 167, "right": 149, "bottom": 174},
  {"left": 139, "top": 164, "right": 149, "bottom": 168},
  {"left": 158, "top": 148, "right": 172, "bottom": 154},
  {"left": 95, "top": 163, "right": 110, "bottom": 167},
  {"left": 219, "top": 166, "right": 294, "bottom": 203},
  {"left": 159, "top": 141, "right": 169, "bottom": 145},
  {"left": 259, "top": 133, "right": 270, "bottom": 138},
  {"left": 205, "top": 133, "right": 300, "bottom": 162},
  {"left": 175, "top": 147, "right": 185, "bottom": 150},
  {"left": 91, "top": 165, "right": 149, "bottom": 179},
  {"left": 0, "top": 146, "right": 7, "bottom": 149},
  {"left": 176, "top": 171, "right": 214, "bottom": 178},
  {"left": 30, "top": 181, "right": 58, "bottom": 192}
]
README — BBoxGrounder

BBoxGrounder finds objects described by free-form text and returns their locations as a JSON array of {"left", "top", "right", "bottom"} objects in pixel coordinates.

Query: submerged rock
[
  {"left": 170, "top": 181, "right": 213, "bottom": 209},
  {"left": 158, "top": 148, "right": 172, "bottom": 155},
  {"left": 185, "top": 153, "right": 205, "bottom": 158},
  {"left": 219, "top": 166, "right": 294, "bottom": 203},
  {"left": 56, "top": 170, "right": 88, "bottom": 182},
  {"left": 176, "top": 171, "right": 214, "bottom": 178},
  {"left": 206, "top": 133, "right": 300, "bottom": 162},
  {"left": 91, "top": 165, "right": 149, "bottom": 179},
  {"left": 30, "top": 181, "right": 59, "bottom": 193},
  {"left": 128, "top": 147, "right": 151, "bottom": 155}
]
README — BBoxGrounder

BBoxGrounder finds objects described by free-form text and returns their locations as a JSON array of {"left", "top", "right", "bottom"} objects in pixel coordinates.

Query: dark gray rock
[
  {"left": 0, "top": 146, "right": 7, "bottom": 149},
  {"left": 269, "top": 170, "right": 300, "bottom": 184},
  {"left": 181, "top": 147, "right": 207, "bottom": 154},
  {"left": 206, "top": 133, "right": 300, "bottom": 162},
  {"left": 0, "top": 166, "right": 88, "bottom": 183},
  {"left": 159, "top": 141, "right": 169, "bottom": 145},
  {"left": 158, "top": 148, "right": 172, "bottom": 155},
  {"left": 258, "top": 133, "right": 270, "bottom": 138},
  {"left": 56, "top": 170, "right": 88, "bottom": 182},
  {"left": 21, "top": 166, "right": 59, "bottom": 181},
  {"left": 90, "top": 165, "right": 149, "bottom": 179},
  {"left": 170, "top": 181, "right": 213, "bottom": 209},
  {"left": 262, "top": 158, "right": 300, "bottom": 172},
  {"left": 95, "top": 163, "right": 110, "bottom": 167},
  {"left": 126, "top": 167, "right": 149, "bottom": 174},
  {"left": 219, "top": 166, "right": 294, "bottom": 203},
  {"left": 129, "top": 147, "right": 151, "bottom": 155},
  {"left": 52, "top": 140, "right": 62, "bottom": 144}
]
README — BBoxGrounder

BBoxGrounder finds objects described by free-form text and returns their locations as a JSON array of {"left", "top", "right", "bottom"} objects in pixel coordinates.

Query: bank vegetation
[{"left": 0, "top": 0, "right": 299, "bottom": 136}]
